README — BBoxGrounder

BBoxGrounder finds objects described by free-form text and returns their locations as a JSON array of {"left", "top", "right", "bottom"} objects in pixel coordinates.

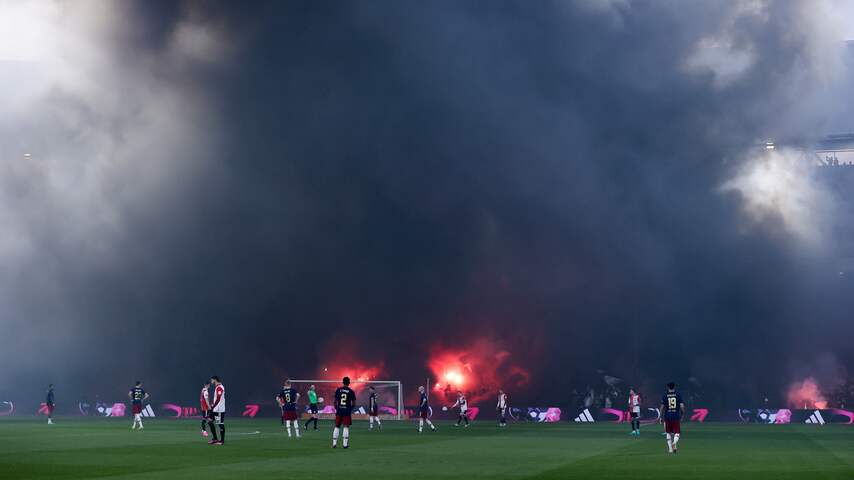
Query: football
[{"left": 317, "top": 396, "right": 324, "bottom": 403}]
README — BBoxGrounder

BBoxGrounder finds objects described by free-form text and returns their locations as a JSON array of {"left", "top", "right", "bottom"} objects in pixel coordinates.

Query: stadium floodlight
[{"left": 288, "top": 379, "right": 403, "bottom": 420}]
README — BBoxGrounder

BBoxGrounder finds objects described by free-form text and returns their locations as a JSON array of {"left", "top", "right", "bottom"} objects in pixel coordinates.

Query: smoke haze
[{"left": 1, "top": 0, "right": 854, "bottom": 409}]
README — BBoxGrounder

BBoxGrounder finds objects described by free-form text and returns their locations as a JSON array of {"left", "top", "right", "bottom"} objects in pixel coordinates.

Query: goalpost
[{"left": 289, "top": 380, "right": 404, "bottom": 420}]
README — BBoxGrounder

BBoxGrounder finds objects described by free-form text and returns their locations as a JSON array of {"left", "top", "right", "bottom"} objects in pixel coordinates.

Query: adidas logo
[
  {"left": 805, "top": 410, "right": 824, "bottom": 425},
  {"left": 140, "top": 405, "right": 156, "bottom": 418},
  {"left": 573, "top": 409, "right": 595, "bottom": 423}
]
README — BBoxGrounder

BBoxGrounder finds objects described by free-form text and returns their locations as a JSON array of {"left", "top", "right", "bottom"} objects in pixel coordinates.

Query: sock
[
  {"left": 666, "top": 433, "right": 673, "bottom": 452},
  {"left": 464, "top": 415, "right": 469, "bottom": 425},
  {"left": 294, "top": 421, "right": 300, "bottom": 438},
  {"left": 673, "top": 433, "right": 680, "bottom": 446},
  {"left": 202, "top": 418, "right": 207, "bottom": 431},
  {"left": 209, "top": 421, "right": 218, "bottom": 441},
  {"left": 418, "top": 419, "right": 423, "bottom": 432},
  {"left": 286, "top": 420, "right": 292, "bottom": 437},
  {"left": 376, "top": 417, "right": 381, "bottom": 427},
  {"left": 312, "top": 418, "right": 318, "bottom": 429},
  {"left": 427, "top": 419, "right": 435, "bottom": 430},
  {"left": 137, "top": 415, "right": 143, "bottom": 428},
  {"left": 332, "top": 427, "right": 340, "bottom": 446},
  {"left": 370, "top": 416, "right": 374, "bottom": 429},
  {"left": 343, "top": 427, "right": 349, "bottom": 447},
  {"left": 219, "top": 424, "right": 225, "bottom": 443}
]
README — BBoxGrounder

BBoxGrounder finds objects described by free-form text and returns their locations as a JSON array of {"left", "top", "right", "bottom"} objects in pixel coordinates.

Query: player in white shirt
[
  {"left": 200, "top": 381, "right": 211, "bottom": 437},
  {"left": 208, "top": 376, "right": 226, "bottom": 445},
  {"left": 628, "top": 388, "right": 642, "bottom": 436},
  {"left": 451, "top": 390, "right": 469, "bottom": 427},
  {"left": 497, "top": 389, "right": 508, "bottom": 427}
]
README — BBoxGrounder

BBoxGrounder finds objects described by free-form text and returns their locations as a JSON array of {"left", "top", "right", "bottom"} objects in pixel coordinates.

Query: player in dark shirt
[
  {"left": 128, "top": 381, "right": 150, "bottom": 430},
  {"left": 332, "top": 376, "right": 356, "bottom": 448},
  {"left": 659, "top": 382, "right": 685, "bottom": 454},
  {"left": 368, "top": 386, "right": 381, "bottom": 430},
  {"left": 276, "top": 380, "right": 301, "bottom": 439},
  {"left": 417, "top": 386, "right": 437, "bottom": 433},
  {"left": 45, "top": 384, "right": 55, "bottom": 425}
]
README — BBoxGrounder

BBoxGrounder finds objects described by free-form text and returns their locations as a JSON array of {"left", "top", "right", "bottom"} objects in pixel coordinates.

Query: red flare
[
  {"left": 428, "top": 338, "right": 530, "bottom": 404},
  {"left": 787, "top": 377, "right": 828, "bottom": 409}
]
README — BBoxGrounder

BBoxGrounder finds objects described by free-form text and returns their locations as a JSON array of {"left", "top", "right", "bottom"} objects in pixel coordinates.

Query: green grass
[{"left": 2, "top": 417, "right": 854, "bottom": 479}]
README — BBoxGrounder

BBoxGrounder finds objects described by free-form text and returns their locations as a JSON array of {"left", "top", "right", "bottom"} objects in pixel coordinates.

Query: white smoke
[
  {"left": 0, "top": 0, "right": 233, "bottom": 371},
  {"left": 721, "top": 148, "right": 835, "bottom": 247}
]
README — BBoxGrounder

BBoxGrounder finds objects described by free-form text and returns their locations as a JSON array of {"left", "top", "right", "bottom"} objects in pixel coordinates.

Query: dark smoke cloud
[{"left": 1, "top": 0, "right": 853, "bottom": 409}]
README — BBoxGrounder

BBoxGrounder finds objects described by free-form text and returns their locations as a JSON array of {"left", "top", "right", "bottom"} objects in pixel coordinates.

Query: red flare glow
[
  {"left": 787, "top": 377, "right": 828, "bottom": 409},
  {"left": 428, "top": 338, "right": 530, "bottom": 404},
  {"left": 315, "top": 337, "right": 385, "bottom": 392}
]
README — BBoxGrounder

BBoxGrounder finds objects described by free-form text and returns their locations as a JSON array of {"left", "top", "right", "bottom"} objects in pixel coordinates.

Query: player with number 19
[{"left": 659, "top": 382, "right": 685, "bottom": 454}]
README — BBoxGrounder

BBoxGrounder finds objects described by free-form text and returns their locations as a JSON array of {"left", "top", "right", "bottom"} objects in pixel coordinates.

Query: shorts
[
  {"left": 282, "top": 410, "right": 297, "bottom": 421},
  {"left": 369, "top": 408, "right": 378, "bottom": 417},
  {"left": 335, "top": 415, "right": 352, "bottom": 427},
  {"left": 46, "top": 403, "right": 55, "bottom": 414},
  {"left": 420, "top": 409, "right": 429, "bottom": 419},
  {"left": 309, "top": 403, "right": 318, "bottom": 414},
  {"left": 664, "top": 419, "right": 680, "bottom": 434},
  {"left": 630, "top": 411, "right": 639, "bottom": 419},
  {"left": 132, "top": 404, "right": 142, "bottom": 414},
  {"left": 212, "top": 412, "right": 225, "bottom": 425}
]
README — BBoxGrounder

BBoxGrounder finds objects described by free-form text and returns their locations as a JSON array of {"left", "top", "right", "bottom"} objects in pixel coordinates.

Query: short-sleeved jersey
[
  {"left": 308, "top": 390, "right": 318, "bottom": 404},
  {"left": 661, "top": 391, "right": 682, "bottom": 421},
  {"left": 200, "top": 387, "right": 210, "bottom": 411},
  {"left": 419, "top": 393, "right": 429, "bottom": 412},
  {"left": 46, "top": 388, "right": 55, "bottom": 405},
  {"left": 130, "top": 387, "right": 146, "bottom": 404},
  {"left": 279, "top": 387, "right": 298, "bottom": 411},
  {"left": 211, "top": 384, "right": 226, "bottom": 413},
  {"left": 334, "top": 386, "right": 356, "bottom": 416},
  {"left": 369, "top": 392, "right": 378, "bottom": 411},
  {"left": 629, "top": 393, "right": 641, "bottom": 413},
  {"left": 456, "top": 395, "right": 468, "bottom": 412}
]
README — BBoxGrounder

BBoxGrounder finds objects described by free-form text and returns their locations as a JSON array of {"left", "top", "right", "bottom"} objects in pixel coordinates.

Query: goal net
[{"left": 289, "top": 380, "right": 403, "bottom": 420}]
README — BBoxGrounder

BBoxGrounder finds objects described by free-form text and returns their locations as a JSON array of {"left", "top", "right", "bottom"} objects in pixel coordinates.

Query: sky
[{"left": 1, "top": 0, "right": 854, "bottom": 409}]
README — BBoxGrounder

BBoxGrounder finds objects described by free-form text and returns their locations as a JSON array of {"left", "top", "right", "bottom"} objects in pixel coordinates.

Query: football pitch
[{"left": 2, "top": 418, "right": 854, "bottom": 479}]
